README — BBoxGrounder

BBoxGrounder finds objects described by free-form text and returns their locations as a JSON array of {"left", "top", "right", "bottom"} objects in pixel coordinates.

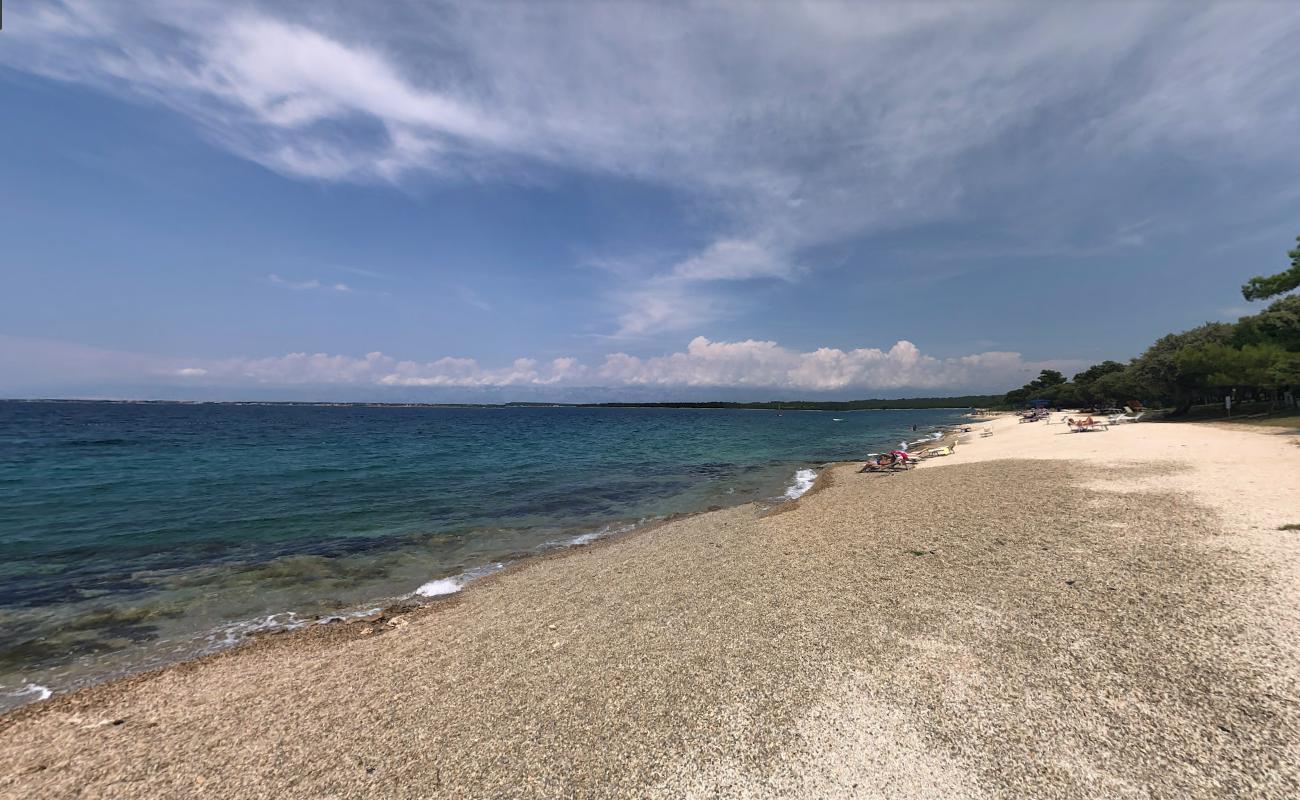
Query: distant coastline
[{"left": 0, "top": 395, "right": 1000, "bottom": 411}]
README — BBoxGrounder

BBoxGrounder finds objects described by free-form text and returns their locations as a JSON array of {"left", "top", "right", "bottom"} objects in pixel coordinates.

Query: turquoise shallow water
[{"left": 0, "top": 400, "right": 966, "bottom": 710}]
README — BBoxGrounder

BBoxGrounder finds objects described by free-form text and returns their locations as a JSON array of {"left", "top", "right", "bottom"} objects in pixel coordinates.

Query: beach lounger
[
  {"left": 862, "top": 451, "right": 915, "bottom": 471},
  {"left": 1108, "top": 411, "right": 1145, "bottom": 424},
  {"left": 980, "top": 428, "right": 993, "bottom": 438},
  {"left": 1069, "top": 422, "right": 1108, "bottom": 432},
  {"left": 859, "top": 459, "right": 909, "bottom": 473}
]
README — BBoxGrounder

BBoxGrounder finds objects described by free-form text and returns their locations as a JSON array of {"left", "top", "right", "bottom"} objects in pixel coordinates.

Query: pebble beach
[{"left": 3, "top": 414, "right": 1299, "bottom": 799}]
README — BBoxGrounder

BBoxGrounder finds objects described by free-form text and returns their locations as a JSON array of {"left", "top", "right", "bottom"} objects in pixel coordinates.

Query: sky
[{"left": 2, "top": 0, "right": 1299, "bottom": 401}]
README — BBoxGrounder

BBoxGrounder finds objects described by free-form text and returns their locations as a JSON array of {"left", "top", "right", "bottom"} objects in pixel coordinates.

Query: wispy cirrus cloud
[
  {"left": 6, "top": 1, "right": 1300, "bottom": 337},
  {"left": 454, "top": 285, "right": 492, "bottom": 312},
  {"left": 267, "top": 273, "right": 351, "bottom": 292},
  {"left": 11, "top": 2, "right": 1297, "bottom": 194},
  {"left": 333, "top": 265, "right": 389, "bottom": 280},
  {"left": 608, "top": 239, "right": 798, "bottom": 336},
  {"left": 669, "top": 240, "right": 797, "bottom": 283}
]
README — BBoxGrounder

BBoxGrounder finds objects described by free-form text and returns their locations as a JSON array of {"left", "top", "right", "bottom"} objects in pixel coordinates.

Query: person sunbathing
[{"left": 860, "top": 453, "right": 897, "bottom": 472}]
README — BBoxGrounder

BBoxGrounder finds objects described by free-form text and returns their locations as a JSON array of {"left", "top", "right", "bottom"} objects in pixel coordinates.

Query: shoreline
[
  {"left": 0, "top": 448, "right": 858, "bottom": 717},
  {"left": 2, "top": 455, "right": 849, "bottom": 724},
  {"left": 5, "top": 410, "right": 961, "bottom": 716},
  {"left": 4, "top": 414, "right": 1298, "bottom": 797}
]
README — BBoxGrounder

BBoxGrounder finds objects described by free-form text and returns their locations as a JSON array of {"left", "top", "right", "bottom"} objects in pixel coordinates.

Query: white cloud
[
  {"left": 11, "top": 2, "right": 1297, "bottom": 198},
  {"left": 268, "top": 273, "right": 351, "bottom": 292},
  {"left": 100, "top": 339, "right": 1065, "bottom": 392},
  {"left": 671, "top": 240, "right": 795, "bottom": 282},
  {"left": 593, "top": 337, "right": 1071, "bottom": 392},
  {"left": 9, "top": 12, "right": 1296, "bottom": 185},
  {"left": 0, "top": 334, "right": 1082, "bottom": 396},
  {"left": 7, "top": 2, "right": 1298, "bottom": 335},
  {"left": 611, "top": 239, "right": 794, "bottom": 336},
  {"left": 379, "top": 356, "right": 585, "bottom": 387},
  {"left": 333, "top": 265, "right": 389, "bottom": 279},
  {"left": 613, "top": 282, "right": 726, "bottom": 338}
]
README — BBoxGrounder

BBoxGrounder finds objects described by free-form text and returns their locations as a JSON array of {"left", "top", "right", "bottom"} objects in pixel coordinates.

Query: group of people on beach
[{"left": 859, "top": 423, "right": 973, "bottom": 473}]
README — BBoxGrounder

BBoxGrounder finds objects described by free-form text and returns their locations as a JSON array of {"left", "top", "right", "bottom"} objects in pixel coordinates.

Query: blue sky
[{"left": 2, "top": 1, "right": 1299, "bottom": 401}]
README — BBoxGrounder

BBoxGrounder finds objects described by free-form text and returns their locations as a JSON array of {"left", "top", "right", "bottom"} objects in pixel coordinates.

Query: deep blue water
[{"left": 0, "top": 401, "right": 966, "bottom": 709}]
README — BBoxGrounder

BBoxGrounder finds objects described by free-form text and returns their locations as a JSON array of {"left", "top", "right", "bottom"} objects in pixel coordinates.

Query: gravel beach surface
[{"left": 3, "top": 416, "right": 1299, "bottom": 798}]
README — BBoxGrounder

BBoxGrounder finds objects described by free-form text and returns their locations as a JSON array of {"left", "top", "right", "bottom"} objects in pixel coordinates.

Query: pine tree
[{"left": 1241, "top": 236, "right": 1300, "bottom": 301}]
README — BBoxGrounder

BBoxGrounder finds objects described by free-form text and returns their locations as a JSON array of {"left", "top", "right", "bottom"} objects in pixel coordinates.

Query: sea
[{"left": 0, "top": 400, "right": 966, "bottom": 711}]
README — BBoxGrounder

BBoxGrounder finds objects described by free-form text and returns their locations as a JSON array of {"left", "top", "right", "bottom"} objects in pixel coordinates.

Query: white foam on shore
[
  {"left": 556, "top": 524, "right": 619, "bottom": 548},
  {"left": 415, "top": 562, "right": 505, "bottom": 598},
  {"left": 319, "top": 606, "right": 384, "bottom": 625},
  {"left": 417, "top": 518, "right": 652, "bottom": 601},
  {"left": 209, "top": 611, "right": 309, "bottom": 648},
  {"left": 560, "top": 520, "right": 643, "bottom": 548},
  {"left": 784, "top": 468, "right": 818, "bottom": 499},
  {"left": 904, "top": 431, "right": 945, "bottom": 449},
  {"left": 567, "top": 530, "right": 607, "bottom": 547},
  {"left": 414, "top": 577, "right": 463, "bottom": 597},
  {"left": 4, "top": 683, "right": 52, "bottom": 702}
]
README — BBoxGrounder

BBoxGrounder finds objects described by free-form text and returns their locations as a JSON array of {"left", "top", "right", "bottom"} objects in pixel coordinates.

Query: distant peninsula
[{"left": 511, "top": 396, "right": 1001, "bottom": 411}]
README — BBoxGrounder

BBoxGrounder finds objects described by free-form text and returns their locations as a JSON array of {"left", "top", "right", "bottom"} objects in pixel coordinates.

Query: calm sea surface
[{"left": 0, "top": 401, "right": 967, "bottom": 710}]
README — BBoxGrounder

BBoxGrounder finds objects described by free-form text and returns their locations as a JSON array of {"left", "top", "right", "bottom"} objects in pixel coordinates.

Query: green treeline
[
  {"left": 1003, "top": 236, "right": 1300, "bottom": 413},
  {"left": 564, "top": 396, "right": 1003, "bottom": 411}
]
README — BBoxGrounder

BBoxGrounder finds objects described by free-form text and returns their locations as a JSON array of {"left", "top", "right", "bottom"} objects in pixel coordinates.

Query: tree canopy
[
  {"left": 1241, "top": 235, "right": 1300, "bottom": 301},
  {"left": 1235, "top": 294, "right": 1300, "bottom": 351},
  {"left": 1000, "top": 235, "right": 1300, "bottom": 413}
]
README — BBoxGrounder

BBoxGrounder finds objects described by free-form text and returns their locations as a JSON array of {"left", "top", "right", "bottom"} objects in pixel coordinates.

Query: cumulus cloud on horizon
[
  {"left": 149, "top": 336, "right": 1071, "bottom": 394},
  {"left": 0, "top": 331, "right": 1086, "bottom": 399}
]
